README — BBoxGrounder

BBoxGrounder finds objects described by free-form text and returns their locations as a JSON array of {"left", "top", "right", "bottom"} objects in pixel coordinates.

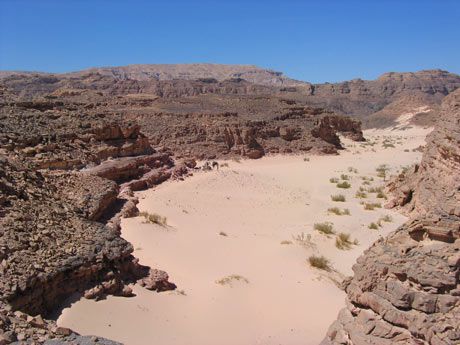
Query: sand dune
[{"left": 57, "top": 126, "right": 432, "bottom": 345}]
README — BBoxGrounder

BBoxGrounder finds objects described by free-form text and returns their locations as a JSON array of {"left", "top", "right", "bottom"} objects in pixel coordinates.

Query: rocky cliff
[{"left": 321, "top": 90, "right": 460, "bottom": 345}]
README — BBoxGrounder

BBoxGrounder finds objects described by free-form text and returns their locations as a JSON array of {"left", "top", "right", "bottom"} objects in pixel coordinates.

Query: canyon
[{"left": 0, "top": 64, "right": 459, "bottom": 344}]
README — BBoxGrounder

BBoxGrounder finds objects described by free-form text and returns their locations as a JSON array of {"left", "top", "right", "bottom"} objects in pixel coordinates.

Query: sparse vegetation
[
  {"left": 331, "top": 194, "right": 346, "bottom": 202},
  {"left": 340, "top": 174, "right": 350, "bottom": 180},
  {"left": 219, "top": 231, "right": 228, "bottom": 237},
  {"left": 376, "top": 164, "right": 390, "bottom": 180},
  {"left": 376, "top": 191, "right": 387, "bottom": 199},
  {"left": 303, "top": 157, "right": 310, "bottom": 162},
  {"left": 348, "top": 167, "right": 358, "bottom": 174},
  {"left": 216, "top": 275, "right": 249, "bottom": 286},
  {"left": 380, "top": 215, "right": 393, "bottom": 222},
  {"left": 355, "top": 191, "right": 367, "bottom": 198},
  {"left": 329, "top": 177, "right": 339, "bottom": 183},
  {"left": 280, "top": 240, "right": 293, "bottom": 245},
  {"left": 327, "top": 207, "right": 350, "bottom": 216},
  {"left": 308, "top": 255, "right": 331, "bottom": 271},
  {"left": 363, "top": 202, "right": 382, "bottom": 210},
  {"left": 220, "top": 162, "right": 229, "bottom": 168},
  {"left": 335, "top": 232, "right": 354, "bottom": 250},
  {"left": 376, "top": 215, "right": 393, "bottom": 226},
  {"left": 139, "top": 211, "right": 168, "bottom": 226},
  {"left": 367, "top": 186, "right": 383, "bottom": 193},
  {"left": 368, "top": 222, "right": 379, "bottom": 230},
  {"left": 314, "top": 222, "right": 335, "bottom": 235},
  {"left": 337, "top": 181, "right": 351, "bottom": 189},
  {"left": 292, "top": 232, "right": 315, "bottom": 249}
]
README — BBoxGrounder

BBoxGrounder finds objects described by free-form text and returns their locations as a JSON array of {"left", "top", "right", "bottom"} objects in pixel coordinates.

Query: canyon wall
[{"left": 321, "top": 90, "right": 460, "bottom": 345}]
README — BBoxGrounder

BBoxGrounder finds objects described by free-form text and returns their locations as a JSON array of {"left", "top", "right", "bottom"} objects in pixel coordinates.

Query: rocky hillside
[
  {"left": 1, "top": 66, "right": 459, "bottom": 129},
  {"left": 321, "top": 89, "right": 460, "bottom": 345}
]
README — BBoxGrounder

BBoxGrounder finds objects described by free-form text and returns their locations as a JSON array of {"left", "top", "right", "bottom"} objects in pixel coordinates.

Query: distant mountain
[
  {"left": 0, "top": 63, "right": 304, "bottom": 87},
  {"left": 1, "top": 65, "right": 459, "bottom": 127}
]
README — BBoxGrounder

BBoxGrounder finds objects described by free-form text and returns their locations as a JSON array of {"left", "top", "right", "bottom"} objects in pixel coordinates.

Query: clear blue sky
[{"left": 0, "top": 0, "right": 459, "bottom": 83}]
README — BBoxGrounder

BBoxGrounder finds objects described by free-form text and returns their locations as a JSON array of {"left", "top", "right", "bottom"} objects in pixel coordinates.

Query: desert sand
[{"left": 57, "top": 125, "right": 432, "bottom": 345}]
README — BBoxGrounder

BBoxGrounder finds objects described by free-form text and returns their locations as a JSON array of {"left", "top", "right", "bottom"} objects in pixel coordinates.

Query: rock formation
[
  {"left": 321, "top": 89, "right": 460, "bottom": 345},
  {"left": 0, "top": 64, "right": 459, "bottom": 344}
]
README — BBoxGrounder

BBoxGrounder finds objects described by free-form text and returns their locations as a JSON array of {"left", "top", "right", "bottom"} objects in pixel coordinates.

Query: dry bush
[
  {"left": 335, "top": 232, "right": 358, "bottom": 250},
  {"left": 314, "top": 222, "right": 335, "bottom": 235},
  {"left": 363, "top": 202, "right": 382, "bottom": 211},
  {"left": 216, "top": 275, "right": 249, "bottom": 286},
  {"left": 308, "top": 255, "right": 331, "bottom": 271},
  {"left": 331, "top": 194, "right": 346, "bottom": 202},
  {"left": 139, "top": 211, "right": 168, "bottom": 226},
  {"left": 337, "top": 181, "right": 351, "bottom": 189},
  {"left": 327, "top": 207, "right": 350, "bottom": 216},
  {"left": 368, "top": 222, "right": 379, "bottom": 230},
  {"left": 292, "top": 232, "right": 316, "bottom": 249},
  {"left": 355, "top": 191, "right": 367, "bottom": 198}
]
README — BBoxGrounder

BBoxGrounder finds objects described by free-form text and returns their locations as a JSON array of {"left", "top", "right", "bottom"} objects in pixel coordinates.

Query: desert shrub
[
  {"left": 219, "top": 231, "right": 228, "bottom": 237},
  {"left": 314, "top": 222, "right": 335, "bottom": 235},
  {"left": 355, "top": 191, "right": 367, "bottom": 198},
  {"left": 331, "top": 194, "right": 346, "bottom": 202},
  {"left": 280, "top": 240, "right": 293, "bottom": 245},
  {"left": 348, "top": 167, "right": 358, "bottom": 174},
  {"left": 329, "top": 177, "right": 339, "bottom": 183},
  {"left": 293, "top": 232, "right": 315, "bottom": 249},
  {"left": 335, "top": 232, "right": 353, "bottom": 250},
  {"left": 216, "top": 275, "right": 249, "bottom": 286},
  {"left": 376, "top": 191, "right": 387, "bottom": 199},
  {"left": 383, "top": 143, "right": 395, "bottom": 148},
  {"left": 367, "top": 186, "right": 383, "bottom": 193},
  {"left": 340, "top": 174, "right": 350, "bottom": 180},
  {"left": 308, "top": 255, "right": 331, "bottom": 271},
  {"left": 380, "top": 215, "right": 393, "bottom": 222},
  {"left": 327, "top": 207, "right": 350, "bottom": 216},
  {"left": 139, "top": 211, "right": 168, "bottom": 226},
  {"left": 363, "top": 202, "right": 382, "bottom": 211},
  {"left": 376, "top": 164, "right": 389, "bottom": 180},
  {"left": 368, "top": 222, "right": 379, "bottom": 230},
  {"left": 337, "top": 181, "right": 351, "bottom": 189},
  {"left": 220, "top": 162, "right": 229, "bottom": 168},
  {"left": 304, "top": 157, "right": 310, "bottom": 162},
  {"left": 377, "top": 215, "right": 393, "bottom": 226}
]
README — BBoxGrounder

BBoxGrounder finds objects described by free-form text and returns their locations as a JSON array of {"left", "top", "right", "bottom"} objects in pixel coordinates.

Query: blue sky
[{"left": 0, "top": 0, "right": 459, "bottom": 83}]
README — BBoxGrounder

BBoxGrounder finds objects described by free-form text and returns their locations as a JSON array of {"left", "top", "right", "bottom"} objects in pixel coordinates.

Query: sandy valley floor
[{"left": 58, "top": 126, "right": 432, "bottom": 345}]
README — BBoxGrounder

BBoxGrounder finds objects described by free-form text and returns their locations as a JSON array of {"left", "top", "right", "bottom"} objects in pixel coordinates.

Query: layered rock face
[{"left": 322, "top": 90, "right": 460, "bottom": 345}]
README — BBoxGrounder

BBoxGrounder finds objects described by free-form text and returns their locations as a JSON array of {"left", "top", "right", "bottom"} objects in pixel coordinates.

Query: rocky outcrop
[{"left": 321, "top": 90, "right": 460, "bottom": 345}]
